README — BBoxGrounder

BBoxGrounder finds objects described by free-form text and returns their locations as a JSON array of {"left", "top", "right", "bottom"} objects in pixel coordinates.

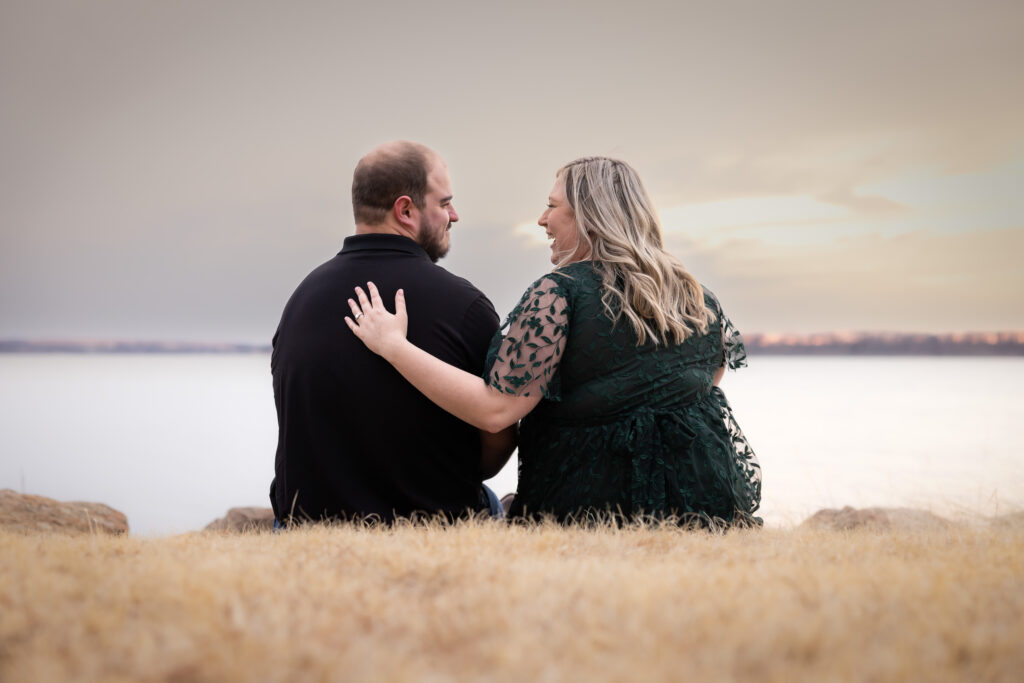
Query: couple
[{"left": 270, "top": 141, "right": 761, "bottom": 527}]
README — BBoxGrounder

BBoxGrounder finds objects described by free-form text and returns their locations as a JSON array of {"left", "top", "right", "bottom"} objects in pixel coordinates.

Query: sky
[{"left": 2, "top": 0, "right": 1022, "bottom": 343}]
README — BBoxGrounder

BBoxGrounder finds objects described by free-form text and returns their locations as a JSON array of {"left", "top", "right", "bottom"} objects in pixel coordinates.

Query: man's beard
[{"left": 417, "top": 217, "right": 450, "bottom": 263}]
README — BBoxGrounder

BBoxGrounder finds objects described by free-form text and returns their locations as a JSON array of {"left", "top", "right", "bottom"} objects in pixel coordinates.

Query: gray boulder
[
  {"left": 0, "top": 488, "right": 129, "bottom": 535},
  {"left": 205, "top": 506, "right": 275, "bottom": 532}
]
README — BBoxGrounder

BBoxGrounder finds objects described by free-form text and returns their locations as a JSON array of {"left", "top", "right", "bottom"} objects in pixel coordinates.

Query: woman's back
[
  {"left": 485, "top": 262, "right": 759, "bottom": 524},
  {"left": 543, "top": 262, "right": 726, "bottom": 418}
]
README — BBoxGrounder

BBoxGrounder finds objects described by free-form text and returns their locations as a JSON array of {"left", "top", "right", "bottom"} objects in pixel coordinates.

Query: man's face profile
[{"left": 415, "top": 161, "right": 458, "bottom": 263}]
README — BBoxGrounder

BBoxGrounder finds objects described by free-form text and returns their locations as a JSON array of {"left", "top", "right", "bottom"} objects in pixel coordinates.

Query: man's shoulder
[
  {"left": 423, "top": 264, "right": 491, "bottom": 303},
  {"left": 284, "top": 248, "right": 496, "bottom": 329},
  {"left": 373, "top": 257, "right": 491, "bottom": 317},
  {"left": 421, "top": 266, "right": 500, "bottom": 337}
]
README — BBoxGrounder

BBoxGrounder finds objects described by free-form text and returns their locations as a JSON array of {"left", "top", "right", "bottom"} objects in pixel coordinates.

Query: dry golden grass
[{"left": 2, "top": 519, "right": 1022, "bottom": 682}]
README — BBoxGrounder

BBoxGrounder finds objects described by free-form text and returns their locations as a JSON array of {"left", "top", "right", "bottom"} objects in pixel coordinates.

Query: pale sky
[{"left": 2, "top": 0, "right": 1022, "bottom": 342}]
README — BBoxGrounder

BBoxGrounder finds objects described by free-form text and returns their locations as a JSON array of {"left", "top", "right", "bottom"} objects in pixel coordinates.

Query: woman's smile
[{"left": 538, "top": 181, "right": 581, "bottom": 264}]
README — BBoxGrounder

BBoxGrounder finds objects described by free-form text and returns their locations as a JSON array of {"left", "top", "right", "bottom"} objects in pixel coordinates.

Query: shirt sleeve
[
  {"left": 483, "top": 275, "right": 570, "bottom": 399},
  {"left": 460, "top": 295, "right": 501, "bottom": 377}
]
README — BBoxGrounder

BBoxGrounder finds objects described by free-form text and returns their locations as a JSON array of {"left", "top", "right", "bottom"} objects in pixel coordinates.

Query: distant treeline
[
  {"left": 744, "top": 332, "right": 1024, "bottom": 356},
  {"left": 2, "top": 332, "right": 1023, "bottom": 355},
  {"left": 0, "top": 340, "right": 272, "bottom": 354}
]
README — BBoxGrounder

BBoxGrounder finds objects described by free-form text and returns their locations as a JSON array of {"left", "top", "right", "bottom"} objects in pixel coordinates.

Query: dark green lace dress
[{"left": 484, "top": 261, "right": 761, "bottom": 525}]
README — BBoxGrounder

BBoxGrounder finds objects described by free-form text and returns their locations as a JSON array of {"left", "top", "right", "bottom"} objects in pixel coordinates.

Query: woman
[{"left": 346, "top": 157, "right": 761, "bottom": 526}]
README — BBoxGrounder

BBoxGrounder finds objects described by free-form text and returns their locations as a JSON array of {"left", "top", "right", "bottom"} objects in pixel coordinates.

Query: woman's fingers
[
  {"left": 354, "top": 286, "right": 372, "bottom": 312},
  {"left": 394, "top": 289, "right": 407, "bottom": 320},
  {"left": 346, "top": 283, "right": 408, "bottom": 355},
  {"left": 367, "top": 281, "right": 383, "bottom": 308},
  {"left": 346, "top": 297, "right": 362, "bottom": 320},
  {"left": 350, "top": 283, "right": 405, "bottom": 330}
]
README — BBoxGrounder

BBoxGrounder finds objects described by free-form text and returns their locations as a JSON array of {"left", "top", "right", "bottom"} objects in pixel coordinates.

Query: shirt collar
[{"left": 339, "top": 233, "right": 429, "bottom": 260}]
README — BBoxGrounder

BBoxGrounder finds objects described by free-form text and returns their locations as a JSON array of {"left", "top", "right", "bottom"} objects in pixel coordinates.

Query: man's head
[{"left": 351, "top": 141, "right": 459, "bottom": 262}]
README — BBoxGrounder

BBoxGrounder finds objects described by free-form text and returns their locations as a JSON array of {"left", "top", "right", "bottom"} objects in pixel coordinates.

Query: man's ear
[{"left": 393, "top": 196, "right": 418, "bottom": 231}]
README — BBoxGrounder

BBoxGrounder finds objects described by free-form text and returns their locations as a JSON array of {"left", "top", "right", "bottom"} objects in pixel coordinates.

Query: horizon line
[{"left": 2, "top": 330, "right": 1024, "bottom": 346}]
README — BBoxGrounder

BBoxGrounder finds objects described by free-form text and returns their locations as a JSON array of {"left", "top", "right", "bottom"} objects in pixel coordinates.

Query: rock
[
  {"left": 802, "top": 506, "right": 890, "bottom": 531},
  {"left": 883, "top": 508, "right": 953, "bottom": 531},
  {"left": 990, "top": 511, "right": 1024, "bottom": 529},
  {"left": 801, "top": 506, "right": 950, "bottom": 532},
  {"left": 0, "top": 489, "right": 129, "bottom": 535},
  {"left": 205, "top": 506, "right": 275, "bottom": 532}
]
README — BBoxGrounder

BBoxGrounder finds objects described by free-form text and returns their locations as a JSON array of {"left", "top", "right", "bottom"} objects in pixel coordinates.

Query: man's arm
[
  {"left": 479, "top": 424, "right": 517, "bottom": 479},
  {"left": 462, "top": 294, "right": 519, "bottom": 478}
]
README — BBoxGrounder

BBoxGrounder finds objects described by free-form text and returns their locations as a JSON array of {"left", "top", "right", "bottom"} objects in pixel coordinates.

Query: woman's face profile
[{"left": 538, "top": 179, "right": 584, "bottom": 265}]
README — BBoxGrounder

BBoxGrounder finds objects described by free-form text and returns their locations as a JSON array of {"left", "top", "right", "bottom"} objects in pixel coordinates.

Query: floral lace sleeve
[
  {"left": 722, "top": 310, "right": 747, "bottom": 370},
  {"left": 707, "top": 290, "right": 747, "bottom": 370},
  {"left": 484, "top": 275, "right": 570, "bottom": 399}
]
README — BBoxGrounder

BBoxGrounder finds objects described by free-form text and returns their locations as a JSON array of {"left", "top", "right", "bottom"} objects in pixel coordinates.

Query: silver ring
[{"left": 354, "top": 312, "right": 363, "bottom": 321}]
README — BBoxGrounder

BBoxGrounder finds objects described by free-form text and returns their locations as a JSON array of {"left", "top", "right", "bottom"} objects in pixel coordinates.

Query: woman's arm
[
  {"left": 712, "top": 361, "right": 726, "bottom": 386},
  {"left": 345, "top": 282, "right": 542, "bottom": 433}
]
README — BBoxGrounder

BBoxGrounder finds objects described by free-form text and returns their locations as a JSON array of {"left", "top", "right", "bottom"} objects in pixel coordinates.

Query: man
[{"left": 270, "top": 141, "right": 516, "bottom": 524}]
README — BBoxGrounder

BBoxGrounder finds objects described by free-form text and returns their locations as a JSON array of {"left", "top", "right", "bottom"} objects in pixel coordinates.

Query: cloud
[
  {"left": 677, "top": 227, "right": 1024, "bottom": 334},
  {"left": 657, "top": 156, "right": 1024, "bottom": 249},
  {"left": 1, "top": 1, "right": 1023, "bottom": 339},
  {"left": 858, "top": 159, "right": 1024, "bottom": 234},
  {"left": 660, "top": 196, "right": 854, "bottom": 246}
]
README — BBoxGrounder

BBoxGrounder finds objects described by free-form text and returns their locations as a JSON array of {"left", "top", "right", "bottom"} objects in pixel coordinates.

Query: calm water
[{"left": 1, "top": 354, "right": 1021, "bottom": 534}]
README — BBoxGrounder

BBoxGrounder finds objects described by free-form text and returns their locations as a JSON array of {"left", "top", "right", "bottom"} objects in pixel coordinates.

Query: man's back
[{"left": 270, "top": 234, "right": 499, "bottom": 522}]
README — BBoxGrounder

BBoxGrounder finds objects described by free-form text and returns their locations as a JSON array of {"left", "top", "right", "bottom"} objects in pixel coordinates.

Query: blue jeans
[{"left": 481, "top": 483, "right": 504, "bottom": 519}]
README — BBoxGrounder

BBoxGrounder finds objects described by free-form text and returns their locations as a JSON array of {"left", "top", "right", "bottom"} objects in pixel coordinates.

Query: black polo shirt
[{"left": 270, "top": 233, "right": 500, "bottom": 523}]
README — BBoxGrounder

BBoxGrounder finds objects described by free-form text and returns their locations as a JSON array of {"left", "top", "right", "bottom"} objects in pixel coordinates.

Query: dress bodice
[{"left": 484, "top": 262, "right": 760, "bottom": 524}]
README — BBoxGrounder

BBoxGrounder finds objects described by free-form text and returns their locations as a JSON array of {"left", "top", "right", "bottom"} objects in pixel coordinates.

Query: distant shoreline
[
  {"left": 0, "top": 341, "right": 271, "bottom": 354},
  {"left": 2, "top": 332, "right": 1023, "bottom": 356},
  {"left": 744, "top": 331, "right": 1024, "bottom": 356}
]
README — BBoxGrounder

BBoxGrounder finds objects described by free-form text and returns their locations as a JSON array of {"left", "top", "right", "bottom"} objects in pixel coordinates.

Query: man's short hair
[{"left": 351, "top": 141, "right": 434, "bottom": 225}]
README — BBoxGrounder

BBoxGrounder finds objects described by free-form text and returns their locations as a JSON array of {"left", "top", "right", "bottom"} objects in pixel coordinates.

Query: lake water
[{"left": 1, "top": 354, "right": 1021, "bottom": 535}]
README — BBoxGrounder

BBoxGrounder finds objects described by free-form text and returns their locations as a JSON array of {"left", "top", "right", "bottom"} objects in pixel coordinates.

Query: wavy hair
[{"left": 556, "top": 156, "right": 714, "bottom": 345}]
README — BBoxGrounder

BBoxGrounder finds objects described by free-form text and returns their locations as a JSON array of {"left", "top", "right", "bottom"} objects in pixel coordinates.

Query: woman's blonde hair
[{"left": 556, "top": 156, "right": 713, "bottom": 345}]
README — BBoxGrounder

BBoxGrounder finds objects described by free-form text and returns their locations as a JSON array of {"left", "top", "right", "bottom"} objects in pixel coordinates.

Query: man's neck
[{"left": 354, "top": 222, "right": 414, "bottom": 239}]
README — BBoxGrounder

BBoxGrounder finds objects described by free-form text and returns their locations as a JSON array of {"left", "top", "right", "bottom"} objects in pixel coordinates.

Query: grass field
[{"left": 2, "top": 519, "right": 1022, "bottom": 682}]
